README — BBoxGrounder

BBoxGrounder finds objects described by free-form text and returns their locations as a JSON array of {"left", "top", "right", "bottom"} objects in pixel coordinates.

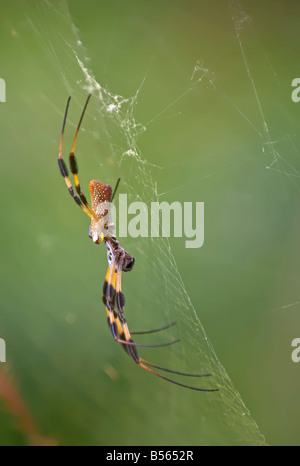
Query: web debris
[{"left": 230, "top": 0, "right": 300, "bottom": 178}]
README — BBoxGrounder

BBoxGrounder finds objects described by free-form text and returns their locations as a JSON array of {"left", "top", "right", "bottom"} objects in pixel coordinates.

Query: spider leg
[
  {"left": 139, "top": 359, "right": 211, "bottom": 378},
  {"left": 103, "top": 260, "right": 138, "bottom": 355},
  {"left": 58, "top": 96, "right": 97, "bottom": 220},
  {"left": 110, "top": 177, "right": 121, "bottom": 203},
  {"left": 103, "top": 259, "right": 121, "bottom": 340},
  {"left": 102, "top": 262, "right": 179, "bottom": 351},
  {"left": 112, "top": 261, "right": 218, "bottom": 392},
  {"left": 131, "top": 321, "right": 177, "bottom": 335},
  {"left": 114, "top": 261, "right": 180, "bottom": 347},
  {"left": 137, "top": 361, "right": 219, "bottom": 392},
  {"left": 68, "top": 94, "right": 98, "bottom": 219}
]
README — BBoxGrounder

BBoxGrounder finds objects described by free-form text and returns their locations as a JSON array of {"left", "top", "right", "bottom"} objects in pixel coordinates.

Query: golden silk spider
[{"left": 57, "top": 94, "right": 218, "bottom": 392}]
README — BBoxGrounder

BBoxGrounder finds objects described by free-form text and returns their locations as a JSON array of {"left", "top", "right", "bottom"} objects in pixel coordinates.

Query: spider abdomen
[{"left": 89, "top": 179, "right": 114, "bottom": 243}]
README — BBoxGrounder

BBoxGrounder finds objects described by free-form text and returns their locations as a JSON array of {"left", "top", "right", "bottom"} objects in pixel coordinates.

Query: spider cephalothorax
[{"left": 57, "top": 94, "right": 218, "bottom": 392}]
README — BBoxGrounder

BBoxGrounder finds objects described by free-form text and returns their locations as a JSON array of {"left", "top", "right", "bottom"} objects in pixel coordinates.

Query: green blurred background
[{"left": 0, "top": 0, "right": 300, "bottom": 446}]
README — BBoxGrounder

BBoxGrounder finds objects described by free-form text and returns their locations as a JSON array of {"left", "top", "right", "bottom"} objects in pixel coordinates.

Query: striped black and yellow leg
[
  {"left": 103, "top": 259, "right": 217, "bottom": 391},
  {"left": 58, "top": 96, "right": 97, "bottom": 220},
  {"left": 68, "top": 94, "right": 97, "bottom": 219},
  {"left": 114, "top": 260, "right": 218, "bottom": 391},
  {"left": 69, "top": 153, "right": 96, "bottom": 218},
  {"left": 103, "top": 258, "right": 180, "bottom": 350},
  {"left": 103, "top": 261, "right": 139, "bottom": 361},
  {"left": 103, "top": 261, "right": 119, "bottom": 340},
  {"left": 115, "top": 262, "right": 139, "bottom": 362},
  {"left": 58, "top": 155, "right": 93, "bottom": 218}
]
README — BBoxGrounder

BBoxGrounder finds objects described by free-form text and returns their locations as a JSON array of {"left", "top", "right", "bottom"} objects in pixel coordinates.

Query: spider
[{"left": 57, "top": 94, "right": 218, "bottom": 392}]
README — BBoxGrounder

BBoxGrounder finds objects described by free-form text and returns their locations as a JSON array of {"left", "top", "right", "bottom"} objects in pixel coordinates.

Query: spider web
[{"left": 22, "top": 0, "right": 274, "bottom": 446}]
